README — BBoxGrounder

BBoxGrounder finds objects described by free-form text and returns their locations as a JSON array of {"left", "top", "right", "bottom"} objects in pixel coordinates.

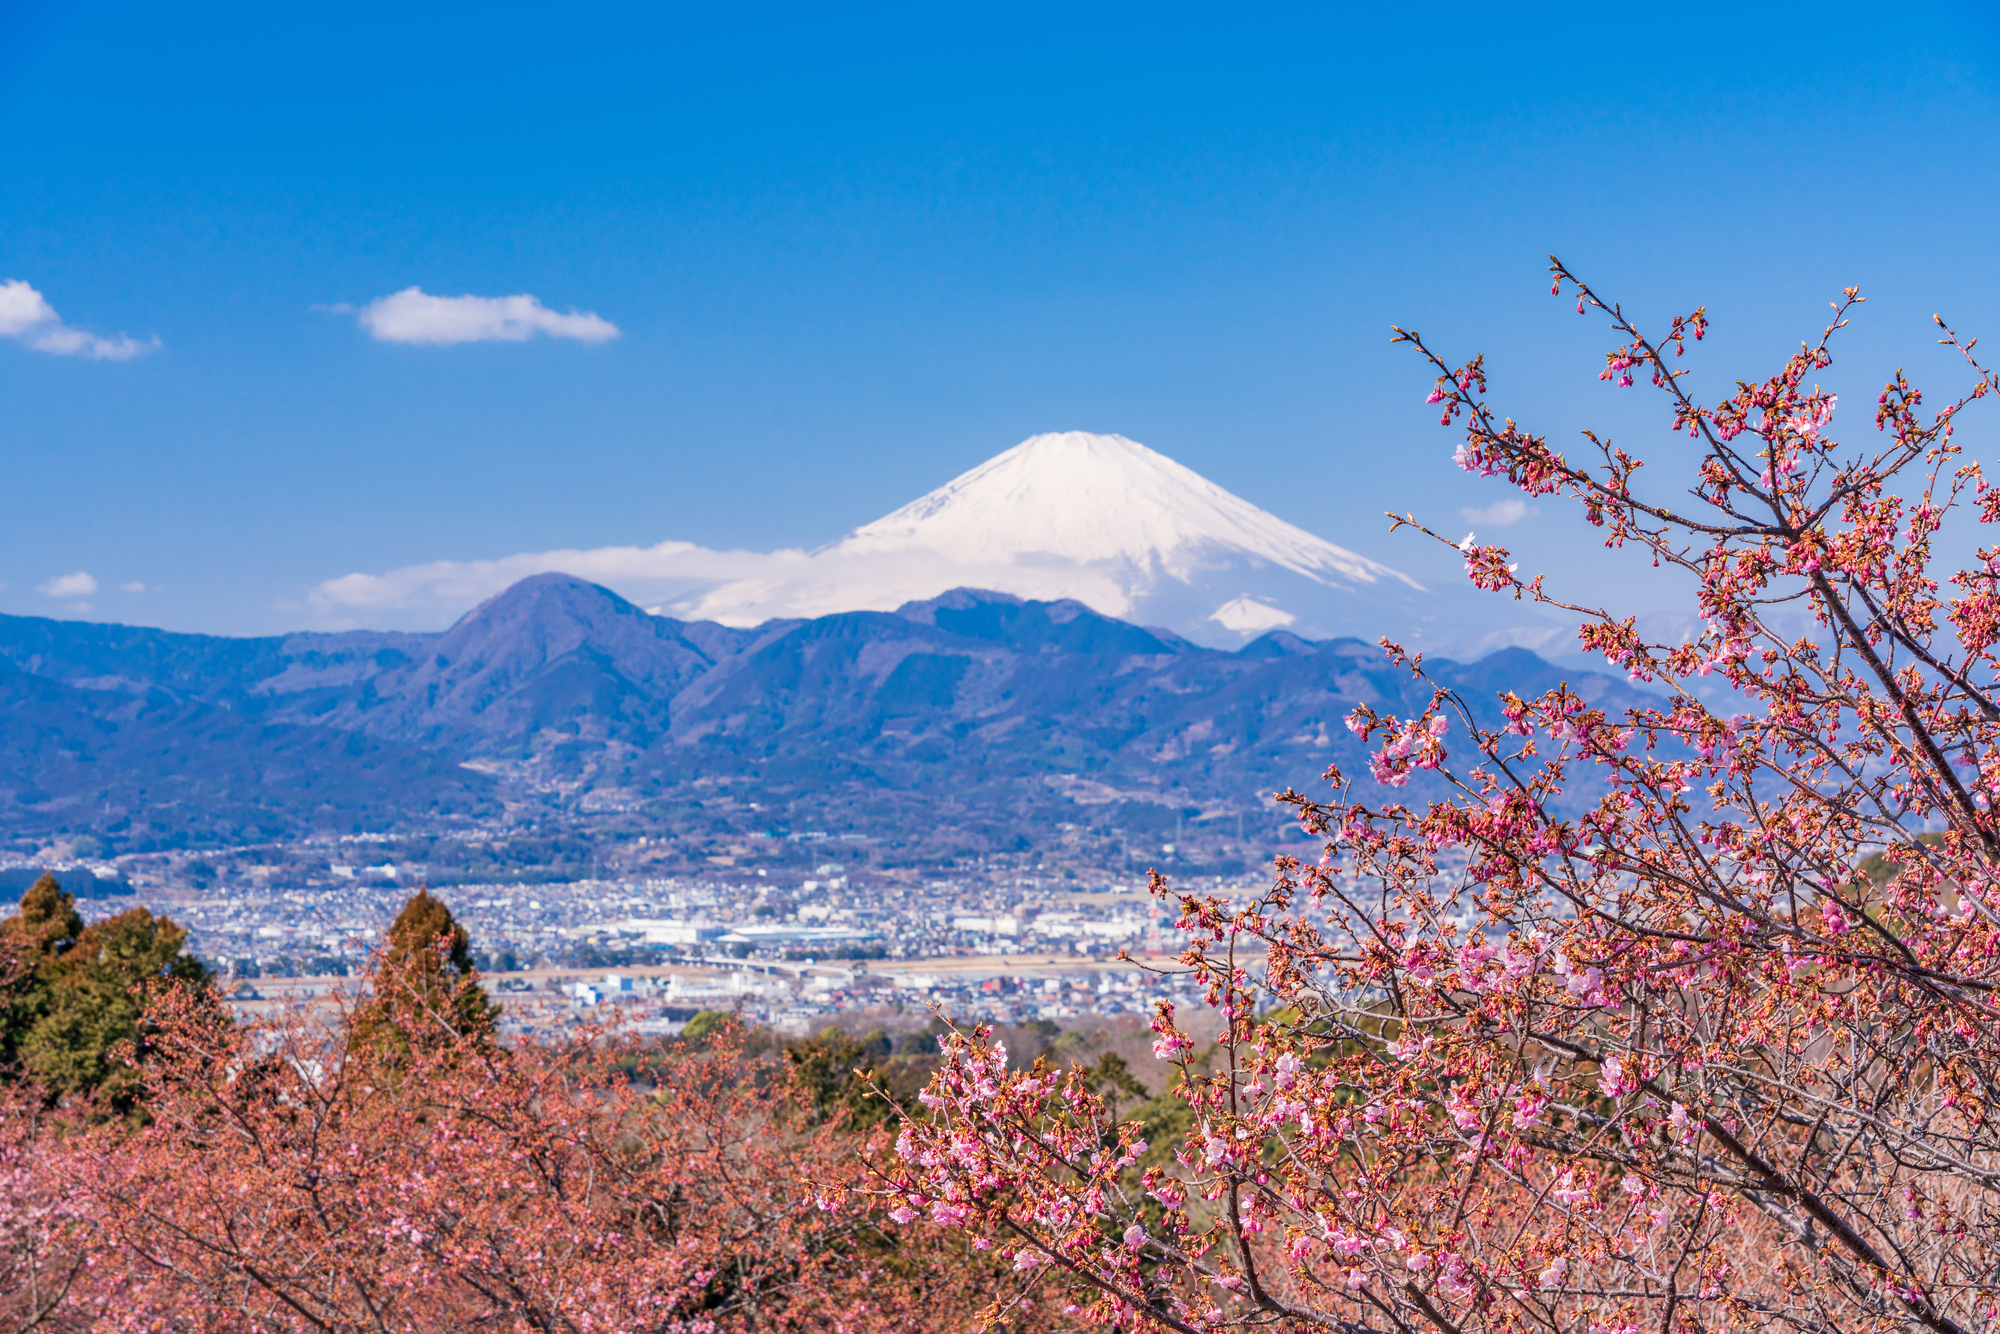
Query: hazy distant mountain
[
  {"left": 637, "top": 585, "right": 1635, "bottom": 820},
  {"left": 312, "top": 432, "right": 1545, "bottom": 650},
  {"left": 0, "top": 575, "right": 1644, "bottom": 851},
  {"left": 0, "top": 670, "right": 496, "bottom": 847}
]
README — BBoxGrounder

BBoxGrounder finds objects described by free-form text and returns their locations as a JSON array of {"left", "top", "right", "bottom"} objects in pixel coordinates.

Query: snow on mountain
[
  {"left": 313, "top": 430, "right": 1535, "bottom": 649},
  {"left": 666, "top": 432, "right": 1464, "bottom": 646},
  {"left": 826, "top": 432, "right": 1410, "bottom": 581}
]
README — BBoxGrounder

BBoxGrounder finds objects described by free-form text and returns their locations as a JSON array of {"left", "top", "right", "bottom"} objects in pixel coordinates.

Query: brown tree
[
  {"left": 350, "top": 887, "right": 500, "bottom": 1057},
  {"left": 893, "top": 264, "right": 2000, "bottom": 1334}
]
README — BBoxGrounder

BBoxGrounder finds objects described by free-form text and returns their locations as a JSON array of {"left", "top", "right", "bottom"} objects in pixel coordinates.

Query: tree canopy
[
  {"left": 890, "top": 264, "right": 2000, "bottom": 1334},
  {"left": 351, "top": 887, "right": 500, "bottom": 1056},
  {"left": 0, "top": 873, "right": 208, "bottom": 1112}
]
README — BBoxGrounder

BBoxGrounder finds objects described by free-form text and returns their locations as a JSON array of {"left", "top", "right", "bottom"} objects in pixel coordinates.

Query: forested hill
[{"left": 0, "top": 574, "right": 1641, "bottom": 852}]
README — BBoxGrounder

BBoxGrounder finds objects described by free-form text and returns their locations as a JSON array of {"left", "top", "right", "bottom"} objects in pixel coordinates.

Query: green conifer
[{"left": 0, "top": 873, "right": 210, "bottom": 1112}]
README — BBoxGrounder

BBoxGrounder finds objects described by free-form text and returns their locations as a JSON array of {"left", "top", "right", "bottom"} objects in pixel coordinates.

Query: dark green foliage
[
  {"left": 895, "top": 1017, "right": 952, "bottom": 1056},
  {"left": 0, "top": 873, "right": 211, "bottom": 1112},
  {"left": 1127, "top": 1087, "right": 1195, "bottom": 1173},
  {"left": 1083, "top": 1051, "right": 1149, "bottom": 1116},
  {"left": 785, "top": 1026, "right": 896, "bottom": 1128}
]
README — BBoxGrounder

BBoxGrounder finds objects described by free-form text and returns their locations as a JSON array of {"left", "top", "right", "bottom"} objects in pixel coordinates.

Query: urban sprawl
[{"left": 14, "top": 830, "right": 1277, "bottom": 1038}]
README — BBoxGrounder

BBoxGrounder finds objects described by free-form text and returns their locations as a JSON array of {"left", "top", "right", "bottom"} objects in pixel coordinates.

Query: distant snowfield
[{"left": 311, "top": 432, "right": 1555, "bottom": 650}]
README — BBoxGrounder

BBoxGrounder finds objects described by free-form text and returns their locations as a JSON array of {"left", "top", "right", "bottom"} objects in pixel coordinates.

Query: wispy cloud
[
  {"left": 121, "top": 581, "right": 147, "bottom": 593},
  {"left": 1459, "top": 498, "right": 1532, "bottom": 526},
  {"left": 304, "top": 541, "right": 1135, "bottom": 633},
  {"left": 38, "top": 571, "right": 97, "bottom": 597},
  {"left": 351, "top": 288, "right": 621, "bottom": 345},
  {"left": 0, "top": 280, "right": 157, "bottom": 360},
  {"left": 311, "top": 543, "right": 805, "bottom": 622}
]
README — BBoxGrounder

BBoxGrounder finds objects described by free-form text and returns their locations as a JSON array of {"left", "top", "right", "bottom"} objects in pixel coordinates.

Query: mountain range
[{"left": 0, "top": 574, "right": 1644, "bottom": 855}]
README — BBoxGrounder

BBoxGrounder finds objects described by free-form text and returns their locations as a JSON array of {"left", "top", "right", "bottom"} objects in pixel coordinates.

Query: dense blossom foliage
[
  {"left": 1, "top": 918, "right": 1000, "bottom": 1333},
  {"left": 891, "top": 262, "right": 2000, "bottom": 1334},
  {"left": 0, "top": 1087, "right": 100, "bottom": 1332}
]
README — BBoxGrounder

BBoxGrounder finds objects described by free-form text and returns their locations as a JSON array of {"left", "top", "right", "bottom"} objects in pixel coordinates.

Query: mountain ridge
[{"left": 0, "top": 575, "right": 1644, "bottom": 852}]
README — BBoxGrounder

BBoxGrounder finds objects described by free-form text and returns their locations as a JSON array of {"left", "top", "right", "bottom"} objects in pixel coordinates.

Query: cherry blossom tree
[
  {"left": 887, "top": 261, "right": 2000, "bottom": 1334},
  {"left": 45, "top": 926, "right": 998, "bottom": 1332},
  {"left": 0, "top": 1087, "right": 103, "bottom": 1334}
]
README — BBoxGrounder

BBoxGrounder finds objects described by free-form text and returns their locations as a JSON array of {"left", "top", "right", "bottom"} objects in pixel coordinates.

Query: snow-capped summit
[
  {"left": 823, "top": 432, "right": 1417, "bottom": 591},
  {"left": 666, "top": 432, "right": 1454, "bottom": 646}
]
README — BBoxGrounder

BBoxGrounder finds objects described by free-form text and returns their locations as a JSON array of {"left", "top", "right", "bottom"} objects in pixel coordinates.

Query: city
[{"left": 14, "top": 814, "right": 1274, "bottom": 1038}]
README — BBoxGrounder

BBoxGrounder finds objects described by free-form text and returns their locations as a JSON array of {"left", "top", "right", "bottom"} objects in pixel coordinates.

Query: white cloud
[
  {"left": 38, "top": 571, "right": 97, "bottom": 597},
  {"left": 304, "top": 530, "right": 1519, "bottom": 647},
  {"left": 0, "top": 280, "right": 158, "bottom": 360},
  {"left": 305, "top": 540, "right": 1135, "bottom": 632},
  {"left": 354, "top": 287, "right": 621, "bottom": 345},
  {"left": 122, "top": 581, "right": 147, "bottom": 593},
  {"left": 1459, "top": 498, "right": 1532, "bottom": 526},
  {"left": 310, "top": 542, "right": 838, "bottom": 625}
]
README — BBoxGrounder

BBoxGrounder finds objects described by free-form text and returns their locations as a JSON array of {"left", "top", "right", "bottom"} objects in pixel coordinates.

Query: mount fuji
[
  {"left": 670, "top": 432, "right": 1450, "bottom": 645},
  {"left": 314, "top": 431, "right": 1533, "bottom": 649}
]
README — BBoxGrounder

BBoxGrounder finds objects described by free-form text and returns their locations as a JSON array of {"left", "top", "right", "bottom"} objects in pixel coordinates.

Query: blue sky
[{"left": 3, "top": 1, "right": 1998, "bottom": 635}]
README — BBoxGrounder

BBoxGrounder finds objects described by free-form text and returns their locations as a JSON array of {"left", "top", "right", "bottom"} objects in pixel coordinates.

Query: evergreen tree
[
  {"left": 0, "top": 873, "right": 210, "bottom": 1111},
  {"left": 681, "top": 1008, "right": 731, "bottom": 1044},
  {"left": 354, "top": 889, "right": 500, "bottom": 1055},
  {"left": 785, "top": 1025, "right": 894, "bottom": 1128},
  {"left": 0, "top": 874, "right": 82, "bottom": 1072}
]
